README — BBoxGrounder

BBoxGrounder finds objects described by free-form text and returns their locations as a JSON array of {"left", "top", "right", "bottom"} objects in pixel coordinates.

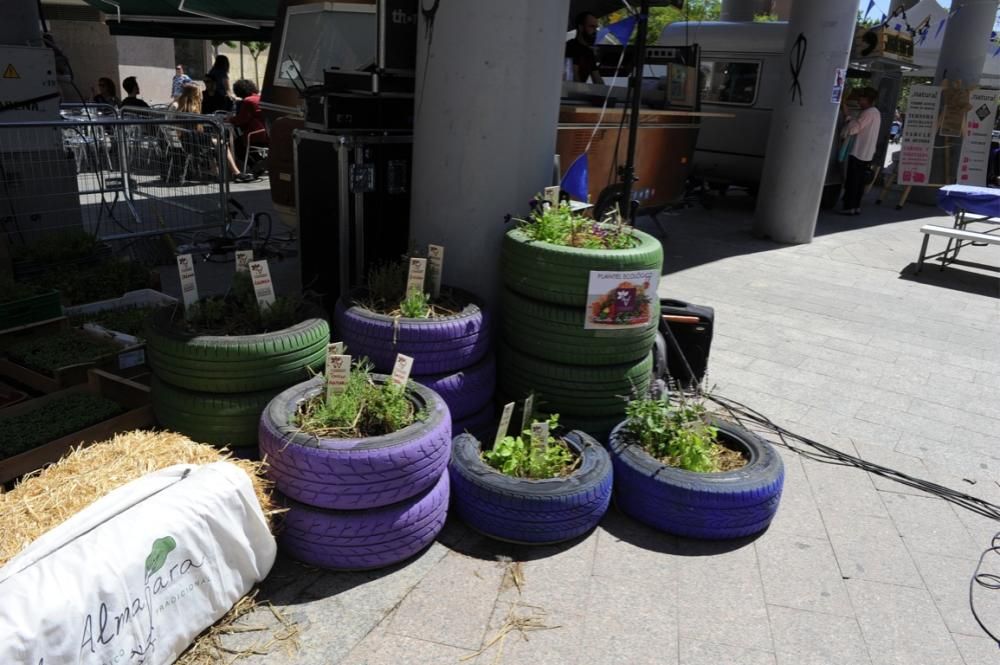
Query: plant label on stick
[
  {"left": 531, "top": 420, "right": 549, "bottom": 459},
  {"left": 406, "top": 257, "right": 427, "bottom": 296},
  {"left": 427, "top": 244, "right": 444, "bottom": 298},
  {"left": 176, "top": 254, "right": 199, "bottom": 310},
  {"left": 329, "top": 341, "right": 344, "bottom": 355},
  {"left": 543, "top": 185, "right": 560, "bottom": 209},
  {"left": 521, "top": 394, "right": 534, "bottom": 433},
  {"left": 494, "top": 401, "right": 515, "bottom": 449},
  {"left": 390, "top": 353, "right": 414, "bottom": 386},
  {"left": 325, "top": 352, "right": 351, "bottom": 402},
  {"left": 235, "top": 249, "right": 254, "bottom": 272},
  {"left": 248, "top": 260, "right": 276, "bottom": 309}
]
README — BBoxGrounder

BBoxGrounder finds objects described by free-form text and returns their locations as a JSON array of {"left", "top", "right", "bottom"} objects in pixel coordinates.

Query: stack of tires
[
  {"left": 498, "top": 227, "right": 663, "bottom": 440},
  {"left": 259, "top": 375, "right": 452, "bottom": 570},
  {"left": 146, "top": 309, "right": 330, "bottom": 457},
  {"left": 334, "top": 287, "right": 495, "bottom": 438}
]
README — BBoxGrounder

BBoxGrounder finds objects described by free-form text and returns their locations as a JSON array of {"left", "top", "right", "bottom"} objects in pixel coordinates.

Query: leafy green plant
[
  {"left": 481, "top": 415, "right": 578, "bottom": 479},
  {"left": 624, "top": 397, "right": 722, "bottom": 473},
  {"left": 0, "top": 393, "right": 124, "bottom": 459},
  {"left": 7, "top": 330, "right": 123, "bottom": 375},
  {"left": 181, "top": 271, "right": 306, "bottom": 335},
  {"left": 28, "top": 259, "right": 152, "bottom": 306},
  {"left": 294, "top": 360, "right": 419, "bottom": 438},
  {"left": 399, "top": 290, "right": 431, "bottom": 318},
  {"left": 515, "top": 200, "right": 635, "bottom": 250}
]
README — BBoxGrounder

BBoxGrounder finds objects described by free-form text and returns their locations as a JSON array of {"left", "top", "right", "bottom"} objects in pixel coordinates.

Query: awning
[{"left": 81, "top": 0, "right": 277, "bottom": 40}]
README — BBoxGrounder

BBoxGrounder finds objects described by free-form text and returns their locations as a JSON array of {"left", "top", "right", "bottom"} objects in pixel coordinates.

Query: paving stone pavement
[{"left": 231, "top": 191, "right": 1000, "bottom": 664}]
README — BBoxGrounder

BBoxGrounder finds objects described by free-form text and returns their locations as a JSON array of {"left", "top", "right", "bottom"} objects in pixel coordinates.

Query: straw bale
[{"left": 0, "top": 429, "right": 276, "bottom": 567}]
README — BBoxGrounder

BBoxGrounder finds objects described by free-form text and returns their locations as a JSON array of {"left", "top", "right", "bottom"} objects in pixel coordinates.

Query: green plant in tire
[
  {"left": 512, "top": 199, "right": 635, "bottom": 250},
  {"left": 181, "top": 271, "right": 306, "bottom": 335},
  {"left": 359, "top": 257, "right": 461, "bottom": 319},
  {"left": 624, "top": 396, "right": 746, "bottom": 473},
  {"left": 482, "top": 415, "right": 578, "bottom": 479},
  {"left": 294, "top": 360, "right": 422, "bottom": 438}
]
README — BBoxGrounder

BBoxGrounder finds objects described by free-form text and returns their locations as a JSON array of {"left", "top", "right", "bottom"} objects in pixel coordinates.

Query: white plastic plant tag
[
  {"left": 325, "top": 353, "right": 351, "bottom": 401},
  {"left": 544, "top": 185, "right": 560, "bottom": 209},
  {"left": 330, "top": 341, "right": 344, "bottom": 355},
  {"left": 176, "top": 254, "right": 199, "bottom": 310},
  {"left": 248, "top": 260, "right": 276, "bottom": 309},
  {"left": 521, "top": 394, "right": 534, "bottom": 433},
  {"left": 406, "top": 257, "right": 427, "bottom": 296},
  {"left": 494, "top": 401, "right": 515, "bottom": 448},
  {"left": 390, "top": 353, "right": 414, "bottom": 386},
  {"left": 427, "top": 244, "right": 444, "bottom": 298},
  {"left": 531, "top": 420, "right": 550, "bottom": 458},
  {"left": 235, "top": 249, "right": 254, "bottom": 272}
]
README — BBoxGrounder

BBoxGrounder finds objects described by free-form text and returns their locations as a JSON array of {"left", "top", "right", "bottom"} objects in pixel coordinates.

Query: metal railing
[{"left": 0, "top": 106, "right": 231, "bottom": 255}]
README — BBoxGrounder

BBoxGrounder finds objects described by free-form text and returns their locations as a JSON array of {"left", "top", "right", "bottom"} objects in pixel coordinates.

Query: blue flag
[
  {"left": 561, "top": 154, "right": 589, "bottom": 203},
  {"left": 596, "top": 15, "right": 638, "bottom": 45},
  {"left": 935, "top": 18, "right": 946, "bottom": 38},
  {"left": 864, "top": 0, "right": 875, "bottom": 19}
]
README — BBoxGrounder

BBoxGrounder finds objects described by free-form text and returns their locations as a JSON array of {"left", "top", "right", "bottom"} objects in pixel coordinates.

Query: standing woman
[{"left": 205, "top": 55, "right": 232, "bottom": 107}]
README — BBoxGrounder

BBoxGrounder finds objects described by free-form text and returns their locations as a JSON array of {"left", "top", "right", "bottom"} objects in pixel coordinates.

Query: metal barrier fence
[{"left": 0, "top": 106, "right": 230, "bottom": 258}]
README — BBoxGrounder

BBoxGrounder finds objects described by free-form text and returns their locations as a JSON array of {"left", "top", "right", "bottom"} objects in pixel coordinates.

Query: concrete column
[
  {"left": 752, "top": 0, "right": 858, "bottom": 243},
  {"left": 0, "top": 0, "right": 42, "bottom": 45},
  {"left": 721, "top": 0, "right": 773, "bottom": 22},
  {"left": 772, "top": 0, "right": 793, "bottom": 21},
  {"left": 409, "top": 0, "right": 570, "bottom": 307},
  {"left": 934, "top": 0, "right": 998, "bottom": 85}
]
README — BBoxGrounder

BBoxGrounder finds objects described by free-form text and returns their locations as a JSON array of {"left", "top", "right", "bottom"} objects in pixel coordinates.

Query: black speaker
[{"left": 659, "top": 298, "right": 714, "bottom": 387}]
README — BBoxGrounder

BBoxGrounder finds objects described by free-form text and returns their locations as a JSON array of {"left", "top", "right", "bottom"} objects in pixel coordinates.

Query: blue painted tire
[
  {"left": 608, "top": 417, "right": 784, "bottom": 539},
  {"left": 449, "top": 431, "right": 613, "bottom": 545}
]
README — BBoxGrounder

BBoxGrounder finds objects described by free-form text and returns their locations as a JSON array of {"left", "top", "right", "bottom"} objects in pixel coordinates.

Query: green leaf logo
[{"left": 144, "top": 536, "right": 177, "bottom": 581}]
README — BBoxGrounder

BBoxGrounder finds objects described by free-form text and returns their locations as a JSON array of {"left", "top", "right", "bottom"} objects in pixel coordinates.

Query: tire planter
[
  {"left": 449, "top": 431, "right": 613, "bottom": 545},
  {"left": 145, "top": 308, "right": 330, "bottom": 393},
  {"left": 497, "top": 342, "right": 652, "bottom": 417},
  {"left": 259, "top": 375, "right": 452, "bottom": 510},
  {"left": 278, "top": 468, "right": 449, "bottom": 571},
  {"left": 500, "top": 289, "right": 658, "bottom": 366},
  {"left": 501, "top": 227, "right": 663, "bottom": 306},
  {"left": 414, "top": 353, "right": 495, "bottom": 421},
  {"left": 333, "top": 287, "right": 490, "bottom": 375},
  {"left": 151, "top": 375, "right": 276, "bottom": 449},
  {"left": 608, "top": 417, "right": 784, "bottom": 539}
]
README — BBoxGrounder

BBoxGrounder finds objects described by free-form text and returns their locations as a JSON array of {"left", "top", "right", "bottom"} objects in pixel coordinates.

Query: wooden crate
[
  {"left": 0, "top": 369, "right": 153, "bottom": 484},
  {"left": 0, "top": 316, "right": 69, "bottom": 353}
]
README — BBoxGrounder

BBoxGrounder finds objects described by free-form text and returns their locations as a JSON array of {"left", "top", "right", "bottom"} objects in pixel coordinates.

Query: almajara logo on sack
[{"left": 38, "top": 535, "right": 211, "bottom": 665}]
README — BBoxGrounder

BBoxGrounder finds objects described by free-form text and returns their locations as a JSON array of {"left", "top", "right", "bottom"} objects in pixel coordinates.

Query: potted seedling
[
  {"left": 259, "top": 354, "right": 451, "bottom": 570},
  {"left": 449, "top": 400, "right": 613, "bottom": 545},
  {"left": 1, "top": 329, "right": 130, "bottom": 392},
  {"left": 608, "top": 395, "right": 785, "bottom": 540}
]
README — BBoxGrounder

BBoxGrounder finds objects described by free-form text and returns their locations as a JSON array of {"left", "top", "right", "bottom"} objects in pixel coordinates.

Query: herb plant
[
  {"left": 358, "top": 257, "right": 460, "bottom": 319},
  {"left": 7, "top": 330, "right": 123, "bottom": 375},
  {"left": 0, "top": 393, "right": 124, "bottom": 459},
  {"left": 399, "top": 290, "right": 431, "bottom": 318},
  {"left": 294, "top": 360, "right": 418, "bottom": 438},
  {"left": 515, "top": 200, "right": 636, "bottom": 250},
  {"left": 481, "top": 415, "right": 578, "bottom": 479},
  {"left": 181, "top": 271, "right": 305, "bottom": 335},
  {"left": 624, "top": 397, "right": 726, "bottom": 473}
]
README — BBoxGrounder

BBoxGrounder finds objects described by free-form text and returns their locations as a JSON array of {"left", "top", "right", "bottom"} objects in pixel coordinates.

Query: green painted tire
[
  {"left": 151, "top": 375, "right": 278, "bottom": 449},
  {"left": 500, "top": 288, "right": 658, "bottom": 366},
  {"left": 501, "top": 227, "right": 663, "bottom": 306},
  {"left": 497, "top": 341, "right": 651, "bottom": 418},
  {"left": 145, "top": 307, "right": 329, "bottom": 393}
]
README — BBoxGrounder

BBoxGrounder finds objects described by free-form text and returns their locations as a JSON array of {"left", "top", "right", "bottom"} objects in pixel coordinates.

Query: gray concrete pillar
[
  {"left": 409, "top": 0, "right": 570, "bottom": 307},
  {"left": 772, "top": 0, "right": 793, "bottom": 21},
  {"left": 752, "top": 0, "right": 858, "bottom": 243},
  {"left": 0, "top": 0, "right": 42, "bottom": 45},
  {"left": 721, "top": 0, "right": 773, "bottom": 22},
  {"left": 934, "top": 0, "right": 998, "bottom": 85}
]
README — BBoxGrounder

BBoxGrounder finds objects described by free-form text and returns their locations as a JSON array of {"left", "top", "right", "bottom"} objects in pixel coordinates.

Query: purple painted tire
[
  {"left": 278, "top": 470, "right": 449, "bottom": 571},
  {"left": 452, "top": 402, "right": 497, "bottom": 441},
  {"left": 259, "top": 375, "right": 452, "bottom": 510},
  {"left": 414, "top": 354, "right": 495, "bottom": 421},
  {"left": 333, "top": 287, "right": 491, "bottom": 375}
]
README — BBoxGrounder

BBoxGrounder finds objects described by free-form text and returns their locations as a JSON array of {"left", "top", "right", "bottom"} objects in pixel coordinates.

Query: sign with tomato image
[{"left": 584, "top": 269, "right": 659, "bottom": 330}]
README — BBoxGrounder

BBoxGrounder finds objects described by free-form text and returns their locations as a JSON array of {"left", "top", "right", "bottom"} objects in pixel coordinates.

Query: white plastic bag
[{"left": 0, "top": 462, "right": 276, "bottom": 665}]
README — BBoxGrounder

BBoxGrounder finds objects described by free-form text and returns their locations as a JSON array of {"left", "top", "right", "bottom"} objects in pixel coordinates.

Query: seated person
[
  {"left": 119, "top": 76, "right": 150, "bottom": 109},
  {"left": 229, "top": 79, "right": 268, "bottom": 172},
  {"left": 565, "top": 12, "right": 604, "bottom": 84}
]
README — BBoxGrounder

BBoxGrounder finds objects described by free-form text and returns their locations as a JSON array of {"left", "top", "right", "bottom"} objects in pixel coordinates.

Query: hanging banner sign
[
  {"left": 584, "top": 269, "right": 659, "bottom": 330},
  {"left": 956, "top": 90, "right": 998, "bottom": 186},
  {"left": 898, "top": 85, "right": 941, "bottom": 186}
]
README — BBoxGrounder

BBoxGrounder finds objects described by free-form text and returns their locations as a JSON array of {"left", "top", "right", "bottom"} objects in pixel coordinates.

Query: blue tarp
[{"left": 937, "top": 185, "right": 1000, "bottom": 218}]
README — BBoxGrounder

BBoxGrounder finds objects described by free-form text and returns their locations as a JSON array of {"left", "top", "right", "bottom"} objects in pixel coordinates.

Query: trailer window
[{"left": 700, "top": 61, "right": 759, "bottom": 105}]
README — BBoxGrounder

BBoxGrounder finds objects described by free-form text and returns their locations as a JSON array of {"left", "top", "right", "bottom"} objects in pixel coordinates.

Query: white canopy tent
[{"left": 904, "top": 0, "right": 1000, "bottom": 81}]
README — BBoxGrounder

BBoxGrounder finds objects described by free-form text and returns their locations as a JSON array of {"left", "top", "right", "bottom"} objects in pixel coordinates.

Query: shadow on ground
[{"left": 899, "top": 261, "right": 1000, "bottom": 299}]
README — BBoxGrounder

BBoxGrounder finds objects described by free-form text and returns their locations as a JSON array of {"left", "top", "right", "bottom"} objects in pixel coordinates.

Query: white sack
[{"left": 0, "top": 462, "right": 276, "bottom": 665}]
